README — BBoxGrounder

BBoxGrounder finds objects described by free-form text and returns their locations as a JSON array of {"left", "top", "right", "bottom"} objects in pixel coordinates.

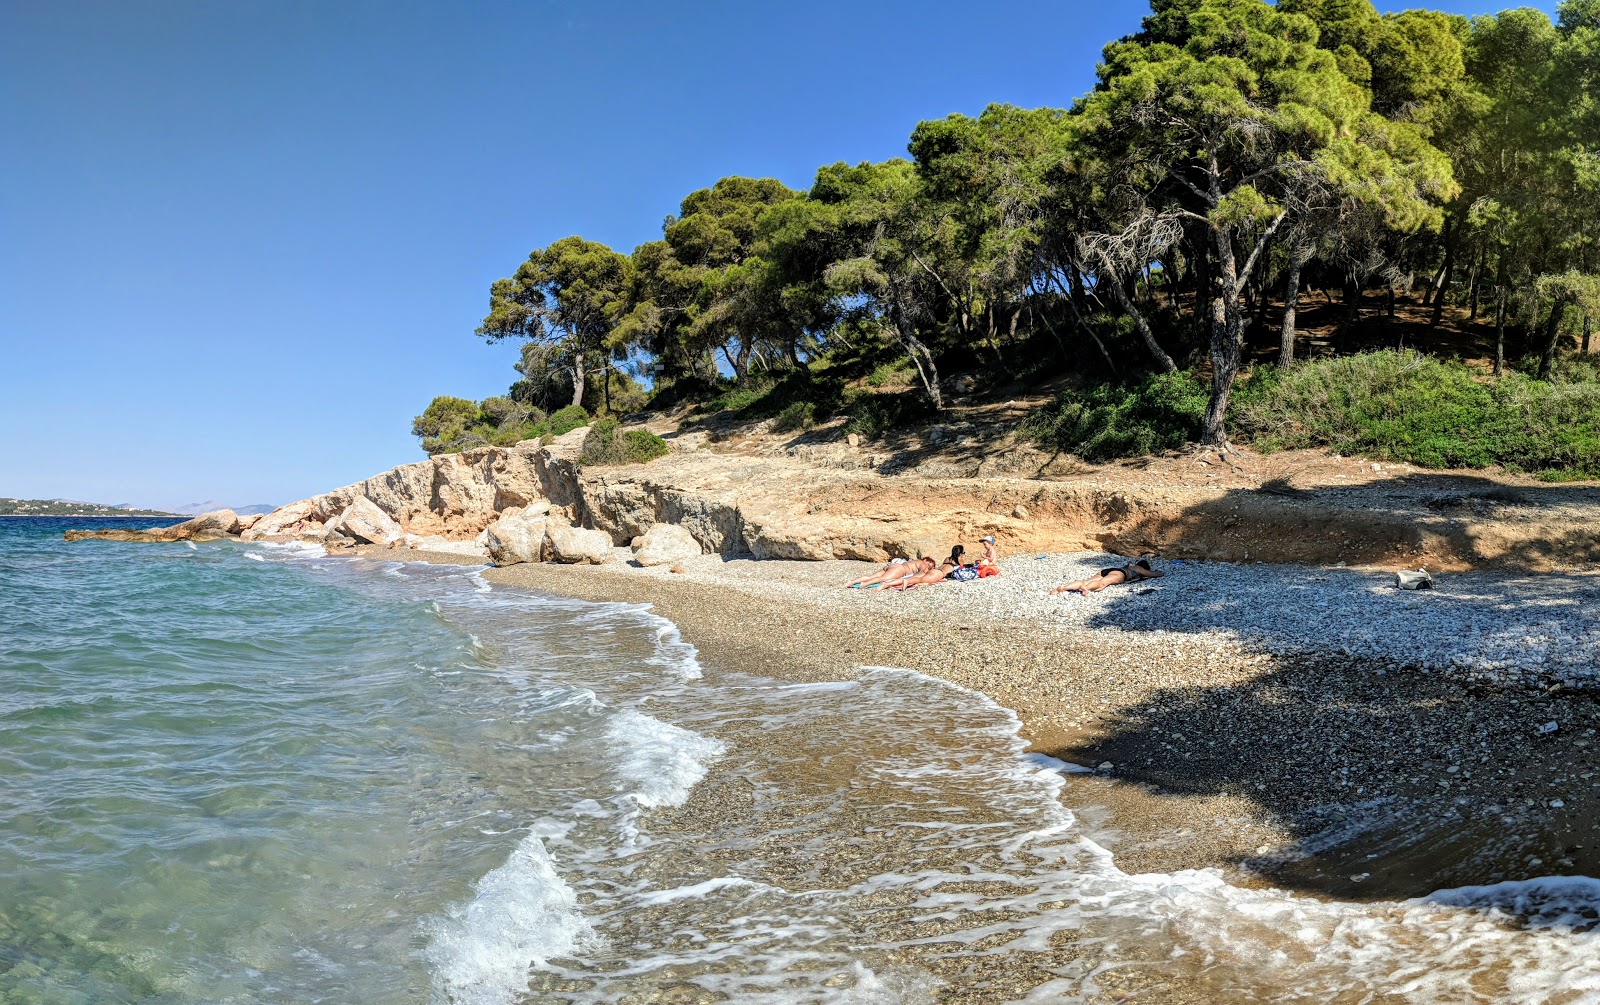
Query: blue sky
[{"left": 0, "top": 0, "right": 1556, "bottom": 509}]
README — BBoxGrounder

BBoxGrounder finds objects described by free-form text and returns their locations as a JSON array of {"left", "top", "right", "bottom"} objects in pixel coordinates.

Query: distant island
[{"left": 0, "top": 498, "right": 181, "bottom": 517}]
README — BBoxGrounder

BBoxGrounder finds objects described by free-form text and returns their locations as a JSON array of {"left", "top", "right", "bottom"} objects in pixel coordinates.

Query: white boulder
[
  {"left": 546, "top": 525, "right": 615, "bottom": 565},
  {"left": 483, "top": 507, "right": 550, "bottom": 566},
  {"left": 632, "top": 524, "right": 702, "bottom": 567}
]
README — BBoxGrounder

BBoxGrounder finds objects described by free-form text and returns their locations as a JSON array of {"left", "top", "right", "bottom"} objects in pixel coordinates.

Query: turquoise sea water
[{"left": 7, "top": 517, "right": 1600, "bottom": 1005}]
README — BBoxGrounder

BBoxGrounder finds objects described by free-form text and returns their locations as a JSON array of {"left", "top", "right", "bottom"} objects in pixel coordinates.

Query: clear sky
[{"left": 0, "top": 0, "right": 1557, "bottom": 509}]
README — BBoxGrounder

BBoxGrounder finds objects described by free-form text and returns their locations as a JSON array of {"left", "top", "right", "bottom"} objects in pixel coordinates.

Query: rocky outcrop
[
  {"left": 65, "top": 508, "right": 240, "bottom": 543},
  {"left": 632, "top": 524, "right": 702, "bottom": 567},
  {"left": 74, "top": 417, "right": 1594, "bottom": 572}
]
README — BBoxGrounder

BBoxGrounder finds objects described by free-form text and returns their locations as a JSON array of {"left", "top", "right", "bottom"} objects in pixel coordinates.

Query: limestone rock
[
  {"left": 483, "top": 507, "right": 550, "bottom": 566},
  {"left": 330, "top": 497, "right": 404, "bottom": 547},
  {"left": 546, "top": 525, "right": 615, "bottom": 565},
  {"left": 243, "top": 500, "right": 326, "bottom": 540},
  {"left": 172, "top": 509, "right": 239, "bottom": 540},
  {"left": 235, "top": 512, "right": 264, "bottom": 533},
  {"left": 632, "top": 524, "right": 703, "bottom": 567}
]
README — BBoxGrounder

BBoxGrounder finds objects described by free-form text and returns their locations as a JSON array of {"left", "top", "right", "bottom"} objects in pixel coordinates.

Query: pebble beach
[{"left": 463, "top": 548, "right": 1600, "bottom": 901}]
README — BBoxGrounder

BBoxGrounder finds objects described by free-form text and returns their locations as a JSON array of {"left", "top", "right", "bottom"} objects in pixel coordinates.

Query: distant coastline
[{"left": 0, "top": 499, "right": 180, "bottom": 518}]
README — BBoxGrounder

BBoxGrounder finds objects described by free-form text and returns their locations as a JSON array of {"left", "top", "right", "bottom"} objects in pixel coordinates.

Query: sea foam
[{"left": 422, "top": 833, "right": 596, "bottom": 1005}]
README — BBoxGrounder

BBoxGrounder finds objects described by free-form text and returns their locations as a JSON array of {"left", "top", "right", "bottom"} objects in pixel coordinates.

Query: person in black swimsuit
[{"left": 1049, "top": 558, "right": 1164, "bottom": 596}]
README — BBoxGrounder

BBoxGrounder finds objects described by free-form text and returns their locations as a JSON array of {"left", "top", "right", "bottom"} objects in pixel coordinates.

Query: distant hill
[
  {"left": 0, "top": 498, "right": 180, "bottom": 517},
  {"left": 168, "top": 500, "right": 278, "bottom": 516}
]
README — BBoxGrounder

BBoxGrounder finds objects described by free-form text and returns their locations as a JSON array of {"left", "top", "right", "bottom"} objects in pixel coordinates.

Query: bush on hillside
[
  {"left": 548, "top": 405, "right": 592, "bottom": 437},
  {"left": 1023, "top": 371, "right": 1208, "bottom": 461},
  {"left": 413, "top": 395, "right": 549, "bottom": 455},
  {"left": 1232, "top": 350, "right": 1600, "bottom": 476},
  {"left": 578, "top": 417, "right": 671, "bottom": 465},
  {"left": 843, "top": 390, "right": 936, "bottom": 441},
  {"left": 771, "top": 401, "right": 818, "bottom": 433}
]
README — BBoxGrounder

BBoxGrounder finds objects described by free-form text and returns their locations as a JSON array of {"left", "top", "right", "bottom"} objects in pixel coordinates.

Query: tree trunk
[
  {"left": 1053, "top": 271, "right": 1118, "bottom": 375},
  {"left": 570, "top": 352, "right": 586, "bottom": 410},
  {"left": 1103, "top": 275, "right": 1177, "bottom": 373},
  {"left": 1425, "top": 217, "right": 1455, "bottom": 306},
  {"left": 1201, "top": 228, "right": 1244, "bottom": 448},
  {"left": 1539, "top": 296, "right": 1570, "bottom": 379},
  {"left": 1468, "top": 247, "right": 1483, "bottom": 319},
  {"left": 1494, "top": 289, "right": 1508, "bottom": 376},
  {"left": 900, "top": 329, "right": 943, "bottom": 409},
  {"left": 1429, "top": 217, "right": 1458, "bottom": 327},
  {"left": 1584, "top": 315, "right": 1592, "bottom": 355},
  {"left": 1280, "top": 256, "right": 1303, "bottom": 368}
]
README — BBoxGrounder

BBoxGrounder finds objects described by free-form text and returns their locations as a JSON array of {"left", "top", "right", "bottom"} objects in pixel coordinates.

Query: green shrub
[
  {"left": 1232, "top": 350, "right": 1600, "bottom": 476},
  {"left": 702, "top": 386, "right": 769, "bottom": 414},
  {"left": 578, "top": 417, "right": 671, "bottom": 465},
  {"left": 771, "top": 401, "right": 817, "bottom": 433},
  {"left": 865, "top": 358, "right": 916, "bottom": 389},
  {"left": 1023, "top": 371, "right": 1208, "bottom": 461},
  {"left": 843, "top": 391, "right": 935, "bottom": 441},
  {"left": 548, "top": 405, "right": 592, "bottom": 437}
]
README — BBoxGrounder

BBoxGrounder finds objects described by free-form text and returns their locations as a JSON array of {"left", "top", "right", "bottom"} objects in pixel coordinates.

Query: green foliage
[
  {"left": 578, "top": 417, "right": 671, "bottom": 465},
  {"left": 843, "top": 391, "right": 936, "bottom": 441},
  {"left": 450, "top": 0, "right": 1600, "bottom": 457},
  {"left": 479, "top": 236, "right": 632, "bottom": 412},
  {"left": 412, "top": 395, "right": 549, "bottom": 455},
  {"left": 1024, "top": 372, "right": 1209, "bottom": 461},
  {"left": 1233, "top": 351, "right": 1600, "bottom": 475},
  {"left": 771, "top": 401, "right": 817, "bottom": 433},
  {"left": 548, "top": 405, "right": 592, "bottom": 437},
  {"left": 865, "top": 358, "right": 917, "bottom": 389}
]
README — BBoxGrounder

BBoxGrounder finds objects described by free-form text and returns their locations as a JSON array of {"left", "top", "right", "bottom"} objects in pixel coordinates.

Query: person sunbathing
[
  {"left": 886, "top": 546, "right": 966, "bottom": 591},
  {"left": 888, "top": 536, "right": 998, "bottom": 590},
  {"left": 1050, "top": 558, "right": 1164, "bottom": 596},
  {"left": 847, "top": 556, "right": 933, "bottom": 589}
]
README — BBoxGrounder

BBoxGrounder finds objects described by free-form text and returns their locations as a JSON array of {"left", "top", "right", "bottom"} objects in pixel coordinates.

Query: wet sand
[{"left": 375, "top": 546, "right": 1600, "bottom": 905}]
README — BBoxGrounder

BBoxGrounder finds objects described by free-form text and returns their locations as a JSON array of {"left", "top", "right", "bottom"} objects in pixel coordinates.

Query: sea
[{"left": 4, "top": 515, "right": 1600, "bottom": 1004}]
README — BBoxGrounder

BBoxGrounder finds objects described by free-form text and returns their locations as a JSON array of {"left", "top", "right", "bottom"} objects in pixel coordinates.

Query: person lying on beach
[
  {"left": 890, "top": 538, "right": 1000, "bottom": 590},
  {"left": 886, "top": 546, "right": 966, "bottom": 591},
  {"left": 847, "top": 556, "right": 934, "bottom": 589},
  {"left": 1049, "top": 558, "right": 1164, "bottom": 596}
]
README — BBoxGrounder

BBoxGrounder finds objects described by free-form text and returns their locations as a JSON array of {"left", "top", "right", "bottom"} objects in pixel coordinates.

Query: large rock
[
  {"left": 545, "top": 524, "right": 615, "bottom": 565},
  {"left": 483, "top": 504, "right": 552, "bottom": 566},
  {"left": 330, "top": 497, "right": 404, "bottom": 546},
  {"left": 632, "top": 524, "right": 703, "bottom": 567},
  {"left": 242, "top": 500, "right": 326, "bottom": 540},
  {"left": 170, "top": 509, "right": 238, "bottom": 540}
]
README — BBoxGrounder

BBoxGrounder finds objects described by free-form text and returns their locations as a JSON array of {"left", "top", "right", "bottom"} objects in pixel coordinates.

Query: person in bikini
[
  {"left": 1050, "top": 558, "right": 1164, "bottom": 596},
  {"left": 846, "top": 556, "right": 934, "bottom": 589},
  {"left": 891, "top": 537, "right": 1001, "bottom": 591}
]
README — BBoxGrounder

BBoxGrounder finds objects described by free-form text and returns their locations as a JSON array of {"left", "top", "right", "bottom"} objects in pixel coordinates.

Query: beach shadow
[
  {"left": 1109, "top": 474, "right": 1600, "bottom": 571},
  {"left": 1037, "top": 520, "right": 1600, "bottom": 903}
]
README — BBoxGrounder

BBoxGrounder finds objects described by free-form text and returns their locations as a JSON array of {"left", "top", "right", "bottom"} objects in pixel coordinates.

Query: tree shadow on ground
[
  {"left": 1039, "top": 506, "right": 1600, "bottom": 906},
  {"left": 1111, "top": 472, "right": 1600, "bottom": 570}
]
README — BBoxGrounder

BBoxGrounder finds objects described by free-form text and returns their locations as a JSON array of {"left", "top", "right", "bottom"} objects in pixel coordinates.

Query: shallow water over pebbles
[{"left": 3, "top": 519, "right": 1599, "bottom": 1003}]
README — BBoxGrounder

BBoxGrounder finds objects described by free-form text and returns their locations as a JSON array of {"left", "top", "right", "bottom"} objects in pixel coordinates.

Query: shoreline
[{"left": 370, "top": 545, "right": 1600, "bottom": 904}]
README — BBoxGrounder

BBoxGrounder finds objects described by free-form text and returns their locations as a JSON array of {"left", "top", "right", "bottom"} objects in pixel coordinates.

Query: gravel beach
[{"left": 443, "top": 548, "right": 1600, "bottom": 902}]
